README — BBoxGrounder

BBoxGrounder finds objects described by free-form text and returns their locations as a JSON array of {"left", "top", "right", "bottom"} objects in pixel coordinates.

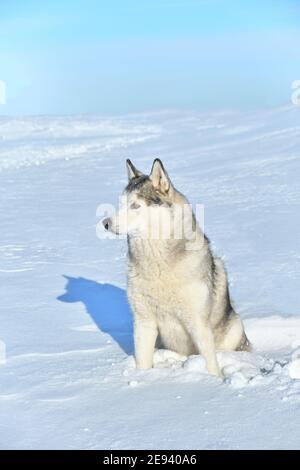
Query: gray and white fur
[{"left": 103, "top": 159, "right": 250, "bottom": 377}]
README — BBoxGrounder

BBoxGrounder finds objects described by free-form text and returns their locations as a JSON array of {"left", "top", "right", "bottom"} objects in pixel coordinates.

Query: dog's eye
[{"left": 130, "top": 202, "right": 141, "bottom": 210}]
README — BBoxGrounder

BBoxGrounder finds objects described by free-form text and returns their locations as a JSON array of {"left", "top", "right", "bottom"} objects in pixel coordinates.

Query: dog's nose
[{"left": 102, "top": 217, "right": 111, "bottom": 231}]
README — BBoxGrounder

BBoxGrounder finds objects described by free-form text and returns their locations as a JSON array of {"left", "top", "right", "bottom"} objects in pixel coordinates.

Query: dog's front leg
[
  {"left": 134, "top": 319, "right": 158, "bottom": 369},
  {"left": 184, "top": 283, "right": 222, "bottom": 377},
  {"left": 189, "top": 317, "right": 222, "bottom": 378}
]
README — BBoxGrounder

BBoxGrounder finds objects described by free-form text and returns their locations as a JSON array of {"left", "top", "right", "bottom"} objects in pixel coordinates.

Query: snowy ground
[{"left": 0, "top": 106, "right": 300, "bottom": 449}]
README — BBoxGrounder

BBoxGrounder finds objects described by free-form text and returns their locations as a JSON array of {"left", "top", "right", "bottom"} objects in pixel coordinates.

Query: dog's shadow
[{"left": 57, "top": 276, "right": 134, "bottom": 354}]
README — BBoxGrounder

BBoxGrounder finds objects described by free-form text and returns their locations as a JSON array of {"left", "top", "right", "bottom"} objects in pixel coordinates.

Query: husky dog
[{"left": 102, "top": 159, "right": 250, "bottom": 377}]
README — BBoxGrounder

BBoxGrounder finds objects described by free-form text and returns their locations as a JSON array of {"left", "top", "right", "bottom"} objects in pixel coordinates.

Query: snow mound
[{"left": 120, "top": 316, "right": 300, "bottom": 400}]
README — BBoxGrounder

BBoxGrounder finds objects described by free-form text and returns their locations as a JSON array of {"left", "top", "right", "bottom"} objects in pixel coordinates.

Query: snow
[{"left": 0, "top": 106, "right": 300, "bottom": 449}]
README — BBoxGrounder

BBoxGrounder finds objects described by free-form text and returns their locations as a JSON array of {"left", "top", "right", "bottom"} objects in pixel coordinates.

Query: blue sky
[{"left": 0, "top": 0, "right": 299, "bottom": 115}]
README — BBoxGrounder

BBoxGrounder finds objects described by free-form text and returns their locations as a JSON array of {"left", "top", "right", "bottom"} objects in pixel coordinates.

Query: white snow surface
[{"left": 0, "top": 106, "right": 300, "bottom": 449}]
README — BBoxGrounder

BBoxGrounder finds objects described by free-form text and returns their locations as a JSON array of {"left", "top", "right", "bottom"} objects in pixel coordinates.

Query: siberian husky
[{"left": 102, "top": 159, "right": 250, "bottom": 377}]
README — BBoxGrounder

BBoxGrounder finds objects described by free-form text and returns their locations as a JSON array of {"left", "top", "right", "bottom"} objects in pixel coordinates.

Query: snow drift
[{"left": 0, "top": 106, "right": 300, "bottom": 449}]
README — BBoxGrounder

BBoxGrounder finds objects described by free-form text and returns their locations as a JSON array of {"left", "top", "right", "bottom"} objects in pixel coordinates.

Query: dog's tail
[{"left": 236, "top": 332, "right": 252, "bottom": 352}]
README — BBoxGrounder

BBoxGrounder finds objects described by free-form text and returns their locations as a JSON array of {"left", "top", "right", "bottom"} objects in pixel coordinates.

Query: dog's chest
[
  {"left": 132, "top": 273, "right": 187, "bottom": 320},
  {"left": 128, "top": 250, "right": 198, "bottom": 322}
]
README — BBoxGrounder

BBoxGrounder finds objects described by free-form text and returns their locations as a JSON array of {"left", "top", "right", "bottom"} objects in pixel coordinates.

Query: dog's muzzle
[{"left": 102, "top": 217, "right": 112, "bottom": 231}]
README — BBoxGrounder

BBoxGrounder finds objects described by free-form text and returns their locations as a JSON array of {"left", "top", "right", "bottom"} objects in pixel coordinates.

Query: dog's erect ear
[
  {"left": 150, "top": 159, "right": 172, "bottom": 194},
  {"left": 126, "top": 159, "right": 143, "bottom": 181}
]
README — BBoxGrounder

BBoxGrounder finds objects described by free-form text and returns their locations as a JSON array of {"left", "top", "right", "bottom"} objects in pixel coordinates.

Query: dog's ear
[
  {"left": 126, "top": 159, "right": 143, "bottom": 181},
  {"left": 150, "top": 159, "right": 172, "bottom": 194}
]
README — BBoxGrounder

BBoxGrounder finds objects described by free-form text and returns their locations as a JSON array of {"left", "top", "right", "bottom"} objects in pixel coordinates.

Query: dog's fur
[{"left": 104, "top": 159, "right": 250, "bottom": 377}]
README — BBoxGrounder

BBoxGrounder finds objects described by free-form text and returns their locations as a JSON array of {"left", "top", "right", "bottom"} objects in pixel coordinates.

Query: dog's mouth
[
  {"left": 102, "top": 217, "right": 119, "bottom": 234},
  {"left": 103, "top": 220, "right": 122, "bottom": 235}
]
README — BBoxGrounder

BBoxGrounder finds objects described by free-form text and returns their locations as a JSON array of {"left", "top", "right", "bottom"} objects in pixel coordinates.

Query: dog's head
[{"left": 102, "top": 159, "right": 189, "bottom": 238}]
